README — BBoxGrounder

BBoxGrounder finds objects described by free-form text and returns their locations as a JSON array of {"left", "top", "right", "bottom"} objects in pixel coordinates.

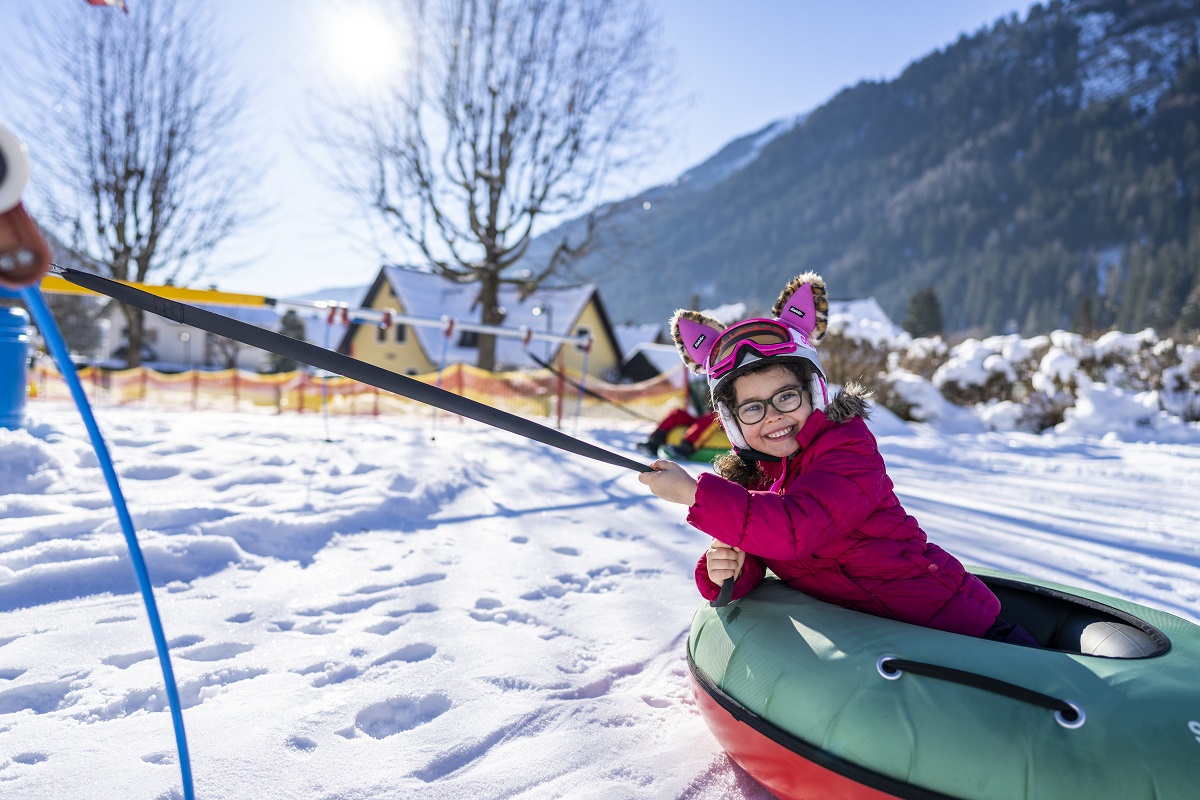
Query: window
[
  {"left": 395, "top": 323, "right": 407, "bottom": 343},
  {"left": 376, "top": 324, "right": 387, "bottom": 343},
  {"left": 458, "top": 330, "right": 479, "bottom": 348}
]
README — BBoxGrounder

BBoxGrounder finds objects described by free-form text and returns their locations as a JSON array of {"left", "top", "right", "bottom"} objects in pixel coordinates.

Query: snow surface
[{"left": 2, "top": 391, "right": 1200, "bottom": 798}]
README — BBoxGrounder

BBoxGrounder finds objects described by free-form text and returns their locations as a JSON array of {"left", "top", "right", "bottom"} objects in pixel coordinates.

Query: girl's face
[{"left": 732, "top": 365, "right": 812, "bottom": 459}]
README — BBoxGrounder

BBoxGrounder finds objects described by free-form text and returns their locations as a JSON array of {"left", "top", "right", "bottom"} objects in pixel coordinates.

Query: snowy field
[{"left": 2, "top": 399, "right": 1199, "bottom": 799}]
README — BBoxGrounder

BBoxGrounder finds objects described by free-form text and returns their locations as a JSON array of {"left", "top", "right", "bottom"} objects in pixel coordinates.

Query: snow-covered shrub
[
  {"left": 820, "top": 329, "right": 891, "bottom": 398},
  {"left": 1160, "top": 340, "right": 1200, "bottom": 422},
  {"left": 889, "top": 336, "right": 948, "bottom": 381},
  {"left": 1078, "top": 329, "right": 1166, "bottom": 393},
  {"left": 978, "top": 399, "right": 1028, "bottom": 432},
  {"left": 931, "top": 338, "right": 1018, "bottom": 406},
  {"left": 878, "top": 370, "right": 950, "bottom": 422},
  {"left": 1024, "top": 346, "right": 1083, "bottom": 430}
]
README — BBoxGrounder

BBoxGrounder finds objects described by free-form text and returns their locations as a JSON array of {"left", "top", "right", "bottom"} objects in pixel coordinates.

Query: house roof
[{"left": 341, "top": 266, "right": 619, "bottom": 370}]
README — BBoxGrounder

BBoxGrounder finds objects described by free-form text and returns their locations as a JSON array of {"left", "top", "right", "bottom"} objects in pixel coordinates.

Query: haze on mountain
[{"left": 528, "top": 0, "right": 1200, "bottom": 339}]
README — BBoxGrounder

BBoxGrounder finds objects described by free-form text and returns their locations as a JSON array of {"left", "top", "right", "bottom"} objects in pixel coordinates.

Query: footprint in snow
[
  {"left": 354, "top": 693, "right": 452, "bottom": 739},
  {"left": 0, "top": 680, "right": 74, "bottom": 714},
  {"left": 286, "top": 735, "right": 318, "bottom": 752},
  {"left": 11, "top": 752, "right": 48, "bottom": 765},
  {"left": 177, "top": 642, "right": 254, "bottom": 662},
  {"left": 141, "top": 751, "right": 175, "bottom": 765},
  {"left": 309, "top": 664, "right": 360, "bottom": 688},
  {"left": 469, "top": 598, "right": 534, "bottom": 625},
  {"left": 371, "top": 643, "right": 436, "bottom": 666},
  {"left": 103, "top": 650, "right": 156, "bottom": 669},
  {"left": 121, "top": 463, "right": 183, "bottom": 480}
]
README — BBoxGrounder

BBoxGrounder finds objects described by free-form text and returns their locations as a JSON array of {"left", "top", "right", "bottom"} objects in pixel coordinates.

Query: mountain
[{"left": 534, "top": 0, "right": 1200, "bottom": 337}]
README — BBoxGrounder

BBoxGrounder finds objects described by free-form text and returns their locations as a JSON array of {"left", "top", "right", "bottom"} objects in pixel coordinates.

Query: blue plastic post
[{"left": 0, "top": 305, "right": 31, "bottom": 429}]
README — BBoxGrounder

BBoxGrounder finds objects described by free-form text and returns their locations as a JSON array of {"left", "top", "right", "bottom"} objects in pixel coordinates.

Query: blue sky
[{"left": 2, "top": 0, "right": 1036, "bottom": 299}]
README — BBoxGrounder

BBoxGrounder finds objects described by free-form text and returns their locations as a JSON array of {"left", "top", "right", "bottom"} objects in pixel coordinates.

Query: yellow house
[{"left": 337, "top": 266, "right": 622, "bottom": 378}]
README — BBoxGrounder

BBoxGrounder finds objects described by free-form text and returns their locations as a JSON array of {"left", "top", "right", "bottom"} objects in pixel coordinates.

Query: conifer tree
[
  {"left": 268, "top": 311, "right": 307, "bottom": 374},
  {"left": 904, "top": 286, "right": 945, "bottom": 338}
]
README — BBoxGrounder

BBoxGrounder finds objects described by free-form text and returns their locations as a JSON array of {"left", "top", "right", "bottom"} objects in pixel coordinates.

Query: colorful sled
[
  {"left": 664, "top": 418, "right": 729, "bottom": 462},
  {"left": 688, "top": 569, "right": 1200, "bottom": 799}
]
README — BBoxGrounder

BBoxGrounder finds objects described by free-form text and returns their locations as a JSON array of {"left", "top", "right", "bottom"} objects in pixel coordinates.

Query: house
[
  {"left": 337, "top": 266, "right": 622, "bottom": 378},
  {"left": 97, "top": 300, "right": 347, "bottom": 372}
]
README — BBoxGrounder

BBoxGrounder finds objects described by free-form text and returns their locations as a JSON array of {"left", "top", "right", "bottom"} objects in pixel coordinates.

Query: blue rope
[{"left": 18, "top": 287, "right": 195, "bottom": 800}]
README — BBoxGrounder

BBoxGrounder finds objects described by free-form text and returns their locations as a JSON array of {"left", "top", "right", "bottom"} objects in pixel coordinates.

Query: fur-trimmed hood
[{"left": 823, "top": 383, "right": 872, "bottom": 425}]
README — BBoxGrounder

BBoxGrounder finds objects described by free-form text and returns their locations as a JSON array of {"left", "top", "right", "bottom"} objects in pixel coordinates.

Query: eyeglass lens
[{"left": 735, "top": 387, "right": 803, "bottom": 424}]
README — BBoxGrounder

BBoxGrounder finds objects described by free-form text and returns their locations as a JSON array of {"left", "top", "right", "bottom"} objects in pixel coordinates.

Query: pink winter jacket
[{"left": 691, "top": 388, "right": 1001, "bottom": 637}]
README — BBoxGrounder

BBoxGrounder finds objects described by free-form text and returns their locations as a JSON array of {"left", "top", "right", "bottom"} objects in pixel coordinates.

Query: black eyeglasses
[{"left": 733, "top": 386, "right": 805, "bottom": 425}]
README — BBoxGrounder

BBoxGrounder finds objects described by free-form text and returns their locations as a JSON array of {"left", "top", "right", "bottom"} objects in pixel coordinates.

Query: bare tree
[
  {"left": 13, "top": 1, "right": 257, "bottom": 367},
  {"left": 324, "top": 0, "right": 670, "bottom": 371}
]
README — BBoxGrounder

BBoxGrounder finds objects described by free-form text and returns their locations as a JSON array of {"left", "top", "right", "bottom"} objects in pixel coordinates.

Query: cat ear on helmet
[
  {"left": 772, "top": 272, "right": 829, "bottom": 345},
  {"left": 670, "top": 310, "right": 726, "bottom": 373}
]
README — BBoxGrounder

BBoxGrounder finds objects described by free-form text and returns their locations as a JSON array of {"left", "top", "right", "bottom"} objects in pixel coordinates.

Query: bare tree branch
[
  {"left": 11, "top": 0, "right": 259, "bottom": 367},
  {"left": 318, "top": 0, "right": 671, "bottom": 370}
]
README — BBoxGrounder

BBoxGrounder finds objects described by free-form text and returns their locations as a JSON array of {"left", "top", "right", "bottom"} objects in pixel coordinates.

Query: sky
[
  {"left": 2, "top": 339, "right": 1199, "bottom": 797},
  {"left": 2, "top": 0, "right": 1036, "bottom": 300}
]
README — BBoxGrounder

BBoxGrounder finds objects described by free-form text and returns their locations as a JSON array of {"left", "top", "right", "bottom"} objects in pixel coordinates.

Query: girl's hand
[
  {"left": 705, "top": 540, "right": 744, "bottom": 584},
  {"left": 637, "top": 459, "right": 698, "bottom": 506}
]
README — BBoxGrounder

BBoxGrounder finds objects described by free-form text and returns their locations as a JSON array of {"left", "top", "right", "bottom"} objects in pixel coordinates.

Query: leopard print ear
[
  {"left": 670, "top": 309, "right": 726, "bottom": 373},
  {"left": 772, "top": 272, "right": 828, "bottom": 344}
]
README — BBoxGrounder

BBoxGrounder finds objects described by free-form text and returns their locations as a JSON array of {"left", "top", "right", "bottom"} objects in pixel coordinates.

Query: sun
[{"left": 321, "top": 4, "right": 404, "bottom": 89}]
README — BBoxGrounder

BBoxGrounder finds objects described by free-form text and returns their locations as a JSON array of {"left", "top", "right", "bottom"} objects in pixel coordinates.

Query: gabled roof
[{"left": 341, "top": 265, "right": 619, "bottom": 369}]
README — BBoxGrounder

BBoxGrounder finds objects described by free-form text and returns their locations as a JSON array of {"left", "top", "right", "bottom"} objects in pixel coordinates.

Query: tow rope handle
[
  {"left": 53, "top": 266, "right": 652, "bottom": 475},
  {"left": 712, "top": 579, "right": 734, "bottom": 607}
]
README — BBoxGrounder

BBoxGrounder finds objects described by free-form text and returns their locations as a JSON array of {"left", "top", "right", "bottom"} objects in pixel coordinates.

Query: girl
[{"left": 639, "top": 273, "right": 1036, "bottom": 644}]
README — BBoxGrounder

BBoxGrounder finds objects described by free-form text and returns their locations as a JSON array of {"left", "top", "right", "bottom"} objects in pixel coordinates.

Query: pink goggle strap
[{"left": 707, "top": 339, "right": 798, "bottom": 380}]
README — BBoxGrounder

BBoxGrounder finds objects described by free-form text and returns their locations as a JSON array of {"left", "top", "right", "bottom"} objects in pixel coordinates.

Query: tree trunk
[
  {"left": 476, "top": 269, "right": 503, "bottom": 372},
  {"left": 121, "top": 303, "right": 146, "bottom": 368}
]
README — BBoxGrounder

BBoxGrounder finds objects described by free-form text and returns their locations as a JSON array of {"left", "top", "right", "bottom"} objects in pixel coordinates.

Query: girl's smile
[{"left": 733, "top": 365, "right": 813, "bottom": 458}]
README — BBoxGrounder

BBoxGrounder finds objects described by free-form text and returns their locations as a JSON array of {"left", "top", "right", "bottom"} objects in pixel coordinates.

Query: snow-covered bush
[
  {"left": 889, "top": 336, "right": 949, "bottom": 381},
  {"left": 863, "top": 323, "right": 1198, "bottom": 434},
  {"left": 820, "top": 329, "right": 891, "bottom": 398},
  {"left": 931, "top": 337, "right": 1019, "bottom": 406},
  {"left": 1159, "top": 339, "right": 1200, "bottom": 422}
]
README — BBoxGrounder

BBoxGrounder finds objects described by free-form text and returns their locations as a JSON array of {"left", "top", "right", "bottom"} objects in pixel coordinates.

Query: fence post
[{"left": 555, "top": 350, "right": 565, "bottom": 429}]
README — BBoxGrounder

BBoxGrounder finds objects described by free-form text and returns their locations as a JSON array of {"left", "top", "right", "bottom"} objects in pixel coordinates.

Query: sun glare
[{"left": 321, "top": 5, "right": 403, "bottom": 88}]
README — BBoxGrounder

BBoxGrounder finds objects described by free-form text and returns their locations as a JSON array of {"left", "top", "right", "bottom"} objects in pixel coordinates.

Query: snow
[{"left": 2, "top": 391, "right": 1200, "bottom": 798}]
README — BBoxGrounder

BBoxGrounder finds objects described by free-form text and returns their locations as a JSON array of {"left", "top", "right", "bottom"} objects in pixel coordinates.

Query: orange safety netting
[{"left": 28, "top": 362, "right": 685, "bottom": 424}]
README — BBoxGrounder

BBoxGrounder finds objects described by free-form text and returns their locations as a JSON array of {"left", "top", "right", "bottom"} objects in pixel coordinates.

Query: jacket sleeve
[
  {"left": 694, "top": 550, "right": 765, "bottom": 601},
  {"left": 688, "top": 419, "right": 892, "bottom": 561}
]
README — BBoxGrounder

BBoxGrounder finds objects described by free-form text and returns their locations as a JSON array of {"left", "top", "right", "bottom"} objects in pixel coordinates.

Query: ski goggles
[{"left": 706, "top": 319, "right": 798, "bottom": 379}]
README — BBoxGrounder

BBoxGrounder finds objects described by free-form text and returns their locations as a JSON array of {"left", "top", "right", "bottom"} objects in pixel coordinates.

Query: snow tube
[{"left": 688, "top": 570, "right": 1199, "bottom": 800}]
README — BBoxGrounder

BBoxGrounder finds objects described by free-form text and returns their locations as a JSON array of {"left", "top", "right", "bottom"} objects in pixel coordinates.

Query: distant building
[
  {"left": 337, "top": 266, "right": 622, "bottom": 378},
  {"left": 96, "top": 301, "right": 346, "bottom": 372}
]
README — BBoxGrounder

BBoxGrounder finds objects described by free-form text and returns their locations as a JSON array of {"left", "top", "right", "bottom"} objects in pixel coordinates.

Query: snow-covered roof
[
  {"left": 380, "top": 266, "right": 600, "bottom": 369},
  {"left": 614, "top": 323, "right": 662, "bottom": 360},
  {"left": 828, "top": 297, "right": 907, "bottom": 347}
]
